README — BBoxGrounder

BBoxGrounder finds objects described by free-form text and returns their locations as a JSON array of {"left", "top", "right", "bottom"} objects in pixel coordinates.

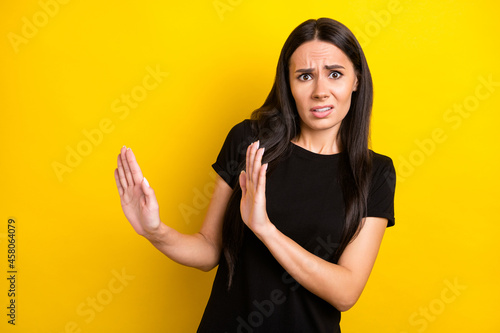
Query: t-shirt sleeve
[
  {"left": 212, "top": 119, "right": 257, "bottom": 189},
  {"left": 366, "top": 153, "right": 397, "bottom": 227}
]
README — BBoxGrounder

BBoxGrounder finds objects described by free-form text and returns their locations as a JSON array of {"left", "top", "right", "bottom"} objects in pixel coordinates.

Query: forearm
[
  {"left": 256, "top": 223, "right": 359, "bottom": 311},
  {"left": 145, "top": 222, "right": 221, "bottom": 272}
]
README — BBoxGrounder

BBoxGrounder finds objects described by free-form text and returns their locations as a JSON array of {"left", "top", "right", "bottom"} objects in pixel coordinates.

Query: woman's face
[{"left": 288, "top": 40, "right": 358, "bottom": 136}]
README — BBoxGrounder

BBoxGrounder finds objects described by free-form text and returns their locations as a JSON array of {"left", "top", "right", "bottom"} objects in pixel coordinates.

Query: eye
[
  {"left": 329, "top": 71, "right": 342, "bottom": 79},
  {"left": 297, "top": 73, "right": 312, "bottom": 81}
]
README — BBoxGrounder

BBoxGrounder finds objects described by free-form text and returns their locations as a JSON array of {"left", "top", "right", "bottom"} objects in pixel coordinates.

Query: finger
[
  {"left": 252, "top": 147, "right": 265, "bottom": 184},
  {"left": 117, "top": 152, "right": 129, "bottom": 190},
  {"left": 125, "top": 147, "right": 144, "bottom": 184},
  {"left": 120, "top": 147, "right": 135, "bottom": 186},
  {"left": 245, "top": 142, "right": 253, "bottom": 180},
  {"left": 114, "top": 168, "right": 124, "bottom": 196},
  {"left": 141, "top": 177, "right": 158, "bottom": 210},
  {"left": 247, "top": 140, "right": 259, "bottom": 184},
  {"left": 256, "top": 163, "right": 268, "bottom": 194},
  {"left": 239, "top": 170, "right": 247, "bottom": 196}
]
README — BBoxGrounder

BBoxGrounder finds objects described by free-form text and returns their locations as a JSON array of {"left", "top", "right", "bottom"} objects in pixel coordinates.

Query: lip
[
  {"left": 310, "top": 105, "right": 334, "bottom": 111},
  {"left": 310, "top": 105, "right": 334, "bottom": 119}
]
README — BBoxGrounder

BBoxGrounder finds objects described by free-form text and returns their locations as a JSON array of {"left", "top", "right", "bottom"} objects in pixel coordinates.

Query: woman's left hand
[{"left": 239, "top": 140, "right": 272, "bottom": 237}]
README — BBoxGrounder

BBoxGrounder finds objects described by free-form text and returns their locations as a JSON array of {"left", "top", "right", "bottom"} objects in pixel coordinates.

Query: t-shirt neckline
[{"left": 290, "top": 141, "right": 343, "bottom": 160}]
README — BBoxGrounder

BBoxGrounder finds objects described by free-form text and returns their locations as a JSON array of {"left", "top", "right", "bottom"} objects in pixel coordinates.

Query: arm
[
  {"left": 256, "top": 217, "right": 386, "bottom": 312},
  {"left": 114, "top": 146, "right": 232, "bottom": 272},
  {"left": 240, "top": 141, "right": 388, "bottom": 311}
]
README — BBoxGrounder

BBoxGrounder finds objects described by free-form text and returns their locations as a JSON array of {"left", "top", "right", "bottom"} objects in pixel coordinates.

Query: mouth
[
  {"left": 311, "top": 105, "right": 334, "bottom": 112},
  {"left": 310, "top": 105, "right": 334, "bottom": 118}
]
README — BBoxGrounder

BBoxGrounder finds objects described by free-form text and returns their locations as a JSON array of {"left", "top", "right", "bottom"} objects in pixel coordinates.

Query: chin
[{"left": 302, "top": 120, "right": 341, "bottom": 133}]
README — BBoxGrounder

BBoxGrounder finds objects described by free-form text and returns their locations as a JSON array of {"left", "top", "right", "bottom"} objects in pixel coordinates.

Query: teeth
[{"left": 315, "top": 107, "right": 332, "bottom": 112}]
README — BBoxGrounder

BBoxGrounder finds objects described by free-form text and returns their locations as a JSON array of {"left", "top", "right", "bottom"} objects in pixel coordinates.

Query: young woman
[{"left": 114, "top": 17, "right": 396, "bottom": 332}]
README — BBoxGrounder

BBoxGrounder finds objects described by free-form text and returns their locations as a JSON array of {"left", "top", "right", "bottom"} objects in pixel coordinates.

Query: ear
[{"left": 353, "top": 76, "right": 359, "bottom": 92}]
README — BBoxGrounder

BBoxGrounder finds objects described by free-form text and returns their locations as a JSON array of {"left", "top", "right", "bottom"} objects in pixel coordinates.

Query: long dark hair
[{"left": 222, "top": 17, "right": 374, "bottom": 288}]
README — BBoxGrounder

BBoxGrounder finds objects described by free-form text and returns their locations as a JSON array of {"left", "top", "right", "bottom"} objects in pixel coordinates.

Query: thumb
[
  {"left": 141, "top": 177, "right": 156, "bottom": 204},
  {"left": 239, "top": 170, "right": 247, "bottom": 195},
  {"left": 141, "top": 177, "right": 150, "bottom": 191}
]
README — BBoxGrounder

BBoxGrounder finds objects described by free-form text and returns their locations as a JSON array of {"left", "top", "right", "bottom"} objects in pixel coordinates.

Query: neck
[{"left": 292, "top": 124, "right": 342, "bottom": 155}]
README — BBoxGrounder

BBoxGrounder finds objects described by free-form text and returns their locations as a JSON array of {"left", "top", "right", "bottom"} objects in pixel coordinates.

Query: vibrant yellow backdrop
[{"left": 1, "top": 0, "right": 499, "bottom": 332}]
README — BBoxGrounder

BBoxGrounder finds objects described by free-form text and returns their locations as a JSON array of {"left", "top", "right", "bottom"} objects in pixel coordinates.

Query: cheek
[
  {"left": 339, "top": 93, "right": 354, "bottom": 115},
  {"left": 337, "top": 84, "right": 355, "bottom": 103},
  {"left": 290, "top": 84, "right": 306, "bottom": 107}
]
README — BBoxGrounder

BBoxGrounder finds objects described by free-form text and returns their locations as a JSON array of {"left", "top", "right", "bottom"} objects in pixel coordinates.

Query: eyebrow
[{"left": 295, "top": 64, "right": 345, "bottom": 73}]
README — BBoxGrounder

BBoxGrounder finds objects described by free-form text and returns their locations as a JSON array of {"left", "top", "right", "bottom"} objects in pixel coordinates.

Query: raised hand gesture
[
  {"left": 239, "top": 140, "right": 272, "bottom": 237},
  {"left": 114, "top": 146, "right": 161, "bottom": 236}
]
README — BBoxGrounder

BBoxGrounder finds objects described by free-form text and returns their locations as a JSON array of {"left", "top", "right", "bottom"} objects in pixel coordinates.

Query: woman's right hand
[{"left": 114, "top": 146, "right": 161, "bottom": 237}]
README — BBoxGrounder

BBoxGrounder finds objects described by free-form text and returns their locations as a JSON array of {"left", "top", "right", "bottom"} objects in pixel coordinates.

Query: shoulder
[
  {"left": 369, "top": 150, "right": 393, "bottom": 168},
  {"left": 368, "top": 150, "right": 396, "bottom": 188},
  {"left": 213, "top": 119, "right": 258, "bottom": 189},
  {"left": 226, "top": 119, "right": 257, "bottom": 140},
  {"left": 369, "top": 150, "right": 395, "bottom": 174},
  {"left": 216, "top": 118, "right": 259, "bottom": 160}
]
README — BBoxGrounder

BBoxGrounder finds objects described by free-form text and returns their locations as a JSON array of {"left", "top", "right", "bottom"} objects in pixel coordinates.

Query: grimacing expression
[{"left": 289, "top": 40, "right": 358, "bottom": 136}]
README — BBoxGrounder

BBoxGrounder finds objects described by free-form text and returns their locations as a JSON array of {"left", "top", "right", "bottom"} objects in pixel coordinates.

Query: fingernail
[
  {"left": 261, "top": 147, "right": 265, "bottom": 155},
  {"left": 263, "top": 163, "right": 269, "bottom": 171},
  {"left": 127, "top": 147, "right": 131, "bottom": 151},
  {"left": 143, "top": 177, "right": 149, "bottom": 187}
]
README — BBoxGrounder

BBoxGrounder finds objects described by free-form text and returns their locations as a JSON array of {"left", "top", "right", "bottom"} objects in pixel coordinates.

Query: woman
[{"left": 114, "top": 17, "right": 396, "bottom": 332}]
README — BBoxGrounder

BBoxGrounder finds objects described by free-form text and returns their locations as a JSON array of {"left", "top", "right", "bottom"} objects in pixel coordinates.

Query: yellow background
[{"left": 1, "top": 0, "right": 499, "bottom": 332}]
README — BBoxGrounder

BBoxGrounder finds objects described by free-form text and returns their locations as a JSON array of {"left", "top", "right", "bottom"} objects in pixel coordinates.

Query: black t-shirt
[{"left": 198, "top": 119, "right": 396, "bottom": 332}]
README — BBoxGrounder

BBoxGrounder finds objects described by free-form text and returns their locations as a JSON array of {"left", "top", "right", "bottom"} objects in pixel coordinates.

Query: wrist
[
  {"left": 144, "top": 221, "right": 168, "bottom": 245},
  {"left": 253, "top": 218, "right": 278, "bottom": 243}
]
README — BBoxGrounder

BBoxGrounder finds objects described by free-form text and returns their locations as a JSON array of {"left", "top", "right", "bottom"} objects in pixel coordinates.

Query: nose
[{"left": 312, "top": 76, "right": 329, "bottom": 100}]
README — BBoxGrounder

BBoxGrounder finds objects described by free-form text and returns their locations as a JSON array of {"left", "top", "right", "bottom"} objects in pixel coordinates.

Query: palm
[
  {"left": 240, "top": 180, "right": 267, "bottom": 229},
  {"left": 239, "top": 141, "right": 271, "bottom": 235},
  {"left": 114, "top": 147, "right": 160, "bottom": 236},
  {"left": 121, "top": 184, "right": 158, "bottom": 234}
]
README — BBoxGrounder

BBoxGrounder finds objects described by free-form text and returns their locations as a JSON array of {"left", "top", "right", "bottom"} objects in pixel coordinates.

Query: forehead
[{"left": 289, "top": 40, "right": 353, "bottom": 69}]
